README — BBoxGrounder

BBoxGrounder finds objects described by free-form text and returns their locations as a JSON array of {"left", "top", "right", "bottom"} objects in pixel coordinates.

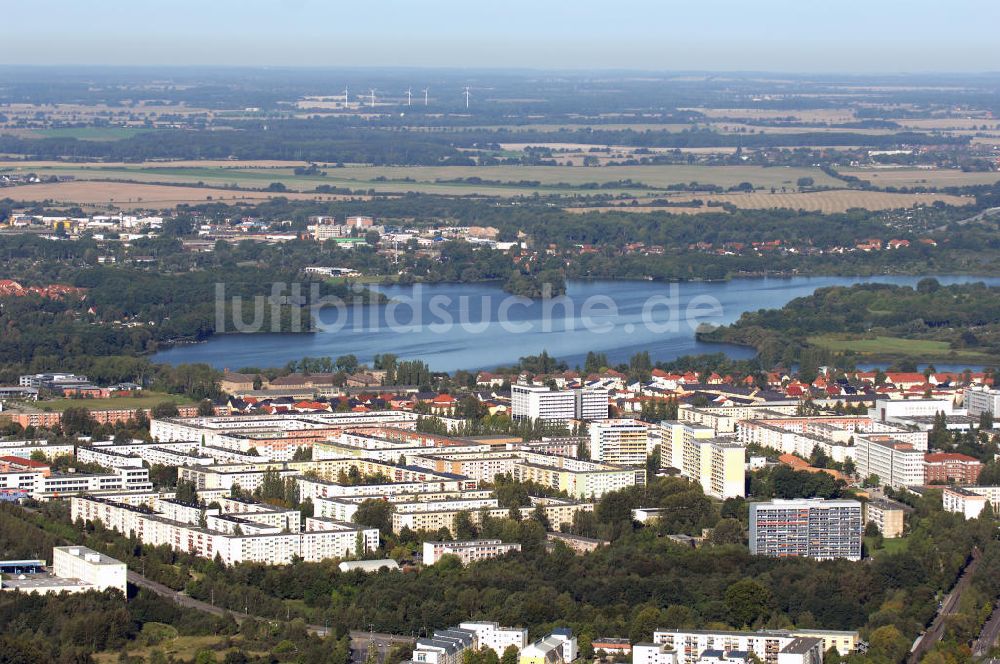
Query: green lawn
[
  {"left": 807, "top": 334, "right": 993, "bottom": 362},
  {"left": 865, "top": 535, "right": 909, "bottom": 558},
  {"left": 37, "top": 391, "right": 194, "bottom": 412}
]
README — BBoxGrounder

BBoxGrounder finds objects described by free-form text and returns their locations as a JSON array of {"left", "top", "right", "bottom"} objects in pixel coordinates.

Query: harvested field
[
  {"left": 563, "top": 189, "right": 972, "bottom": 214},
  {"left": 840, "top": 168, "right": 1000, "bottom": 188},
  {"left": 0, "top": 181, "right": 363, "bottom": 209},
  {"left": 683, "top": 108, "right": 857, "bottom": 123},
  {"left": 0, "top": 159, "right": 312, "bottom": 170}
]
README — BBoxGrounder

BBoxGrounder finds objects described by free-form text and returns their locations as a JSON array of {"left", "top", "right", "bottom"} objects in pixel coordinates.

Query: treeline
[
  {"left": 701, "top": 280, "right": 1000, "bottom": 367},
  {"left": 0, "top": 238, "right": 385, "bottom": 383},
  {"left": 0, "top": 122, "right": 968, "bottom": 164}
]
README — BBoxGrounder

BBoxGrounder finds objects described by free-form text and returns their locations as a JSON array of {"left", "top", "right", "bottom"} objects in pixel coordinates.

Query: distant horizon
[
  {"left": 1, "top": 64, "right": 999, "bottom": 77},
  {"left": 4, "top": 0, "right": 999, "bottom": 73}
]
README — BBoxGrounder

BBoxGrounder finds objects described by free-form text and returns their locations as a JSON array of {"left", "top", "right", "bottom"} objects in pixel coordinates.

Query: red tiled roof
[
  {"left": 925, "top": 452, "right": 981, "bottom": 464},
  {"left": 0, "top": 455, "right": 48, "bottom": 468}
]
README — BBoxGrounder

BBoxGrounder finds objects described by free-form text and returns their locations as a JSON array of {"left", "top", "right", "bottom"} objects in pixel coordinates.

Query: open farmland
[
  {"left": 0, "top": 181, "right": 361, "bottom": 208},
  {"left": 840, "top": 168, "right": 1000, "bottom": 188},
  {"left": 10, "top": 127, "right": 155, "bottom": 141},
  {"left": 1, "top": 161, "right": 842, "bottom": 194},
  {"left": 564, "top": 189, "right": 972, "bottom": 214}
]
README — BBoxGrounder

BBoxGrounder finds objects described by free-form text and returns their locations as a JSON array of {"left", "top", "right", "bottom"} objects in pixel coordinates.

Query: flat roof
[
  {"left": 54, "top": 546, "right": 124, "bottom": 566},
  {"left": 2, "top": 574, "right": 90, "bottom": 589}
]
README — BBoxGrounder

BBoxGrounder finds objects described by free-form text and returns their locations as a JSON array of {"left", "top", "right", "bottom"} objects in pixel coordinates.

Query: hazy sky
[{"left": 4, "top": 0, "right": 999, "bottom": 72}]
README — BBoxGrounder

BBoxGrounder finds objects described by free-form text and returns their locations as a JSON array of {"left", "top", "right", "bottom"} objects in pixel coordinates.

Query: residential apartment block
[
  {"left": 854, "top": 436, "right": 925, "bottom": 488},
  {"left": 749, "top": 498, "right": 863, "bottom": 561},
  {"left": 661, "top": 423, "right": 745, "bottom": 499},
  {"left": 589, "top": 419, "right": 648, "bottom": 467},
  {"left": 511, "top": 384, "right": 607, "bottom": 422},
  {"left": 965, "top": 386, "right": 1000, "bottom": 418},
  {"left": 422, "top": 539, "right": 522, "bottom": 565},
  {"left": 924, "top": 452, "right": 982, "bottom": 485},
  {"left": 71, "top": 494, "right": 378, "bottom": 566},
  {"left": 943, "top": 485, "right": 1000, "bottom": 519},
  {"left": 863, "top": 498, "right": 910, "bottom": 538},
  {"left": 651, "top": 629, "right": 838, "bottom": 664}
]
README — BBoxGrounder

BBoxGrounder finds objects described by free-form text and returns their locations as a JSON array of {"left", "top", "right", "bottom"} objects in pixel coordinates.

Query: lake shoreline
[{"left": 153, "top": 275, "right": 1000, "bottom": 372}]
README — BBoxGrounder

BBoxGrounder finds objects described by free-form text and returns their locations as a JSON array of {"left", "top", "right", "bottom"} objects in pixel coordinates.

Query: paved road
[
  {"left": 908, "top": 546, "right": 981, "bottom": 664},
  {"left": 973, "top": 601, "right": 1000, "bottom": 659}
]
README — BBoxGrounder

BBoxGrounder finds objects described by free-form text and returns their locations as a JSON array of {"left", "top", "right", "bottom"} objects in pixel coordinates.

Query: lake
[{"left": 153, "top": 276, "right": 1000, "bottom": 372}]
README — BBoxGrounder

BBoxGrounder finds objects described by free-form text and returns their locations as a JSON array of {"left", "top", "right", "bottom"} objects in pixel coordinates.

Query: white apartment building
[
  {"left": 511, "top": 384, "right": 608, "bottom": 422},
  {"left": 651, "top": 630, "right": 825, "bottom": 664},
  {"left": 512, "top": 456, "right": 640, "bottom": 499},
  {"left": 966, "top": 386, "right": 1000, "bottom": 418},
  {"left": 4, "top": 467, "right": 153, "bottom": 500},
  {"left": 632, "top": 643, "right": 679, "bottom": 664},
  {"left": 576, "top": 387, "right": 609, "bottom": 421},
  {"left": 391, "top": 498, "right": 592, "bottom": 535},
  {"left": 854, "top": 435, "right": 925, "bottom": 488},
  {"left": 459, "top": 621, "right": 529, "bottom": 656},
  {"left": 943, "top": 486, "right": 1000, "bottom": 519},
  {"left": 589, "top": 419, "right": 648, "bottom": 466},
  {"left": 512, "top": 385, "right": 577, "bottom": 422},
  {"left": 0, "top": 440, "right": 75, "bottom": 460},
  {"left": 298, "top": 475, "right": 474, "bottom": 501},
  {"left": 422, "top": 539, "right": 522, "bottom": 565},
  {"left": 70, "top": 495, "right": 378, "bottom": 566}
]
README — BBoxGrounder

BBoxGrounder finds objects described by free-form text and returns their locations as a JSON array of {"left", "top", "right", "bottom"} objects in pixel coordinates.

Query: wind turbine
[
  {"left": 368, "top": 89, "right": 376, "bottom": 108},
  {"left": 405, "top": 88, "right": 412, "bottom": 106},
  {"left": 463, "top": 86, "right": 470, "bottom": 109},
  {"left": 423, "top": 88, "right": 429, "bottom": 106}
]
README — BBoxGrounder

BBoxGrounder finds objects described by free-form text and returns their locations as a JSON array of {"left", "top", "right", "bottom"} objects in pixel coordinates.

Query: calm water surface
[{"left": 153, "top": 276, "right": 1000, "bottom": 372}]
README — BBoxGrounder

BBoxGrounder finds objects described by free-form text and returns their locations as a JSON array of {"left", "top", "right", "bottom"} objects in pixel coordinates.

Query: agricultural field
[
  {"left": 806, "top": 334, "right": 992, "bottom": 362},
  {"left": 11, "top": 126, "right": 155, "bottom": 141},
  {"left": 840, "top": 168, "right": 1000, "bottom": 188},
  {"left": 2, "top": 160, "right": 841, "bottom": 190},
  {"left": 0, "top": 181, "right": 352, "bottom": 208},
  {"left": 564, "top": 189, "right": 972, "bottom": 214},
  {"left": 683, "top": 107, "right": 858, "bottom": 123}
]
